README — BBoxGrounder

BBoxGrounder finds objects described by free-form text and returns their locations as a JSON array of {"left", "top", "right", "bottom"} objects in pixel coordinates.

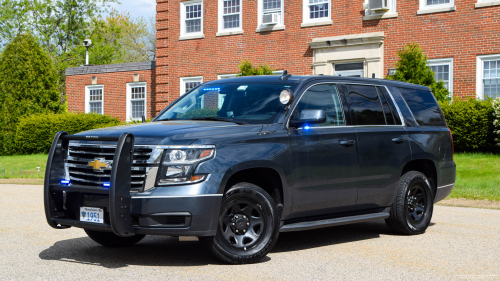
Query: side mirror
[{"left": 291, "top": 109, "right": 326, "bottom": 127}]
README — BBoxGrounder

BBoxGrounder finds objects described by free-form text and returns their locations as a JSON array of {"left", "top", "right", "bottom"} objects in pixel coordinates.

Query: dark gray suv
[{"left": 44, "top": 73, "right": 456, "bottom": 264}]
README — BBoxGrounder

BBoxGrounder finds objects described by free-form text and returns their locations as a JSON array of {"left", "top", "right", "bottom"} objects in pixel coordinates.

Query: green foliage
[
  {"left": 439, "top": 98, "right": 496, "bottom": 151},
  {"left": 14, "top": 113, "right": 120, "bottom": 154},
  {"left": 0, "top": 33, "right": 64, "bottom": 155},
  {"left": 493, "top": 97, "right": 500, "bottom": 146},
  {"left": 238, "top": 60, "right": 275, "bottom": 76},
  {"left": 177, "top": 108, "right": 220, "bottom": 119},
  {"left": 387, "top": 42, "right": 450, "bottom": 102}
]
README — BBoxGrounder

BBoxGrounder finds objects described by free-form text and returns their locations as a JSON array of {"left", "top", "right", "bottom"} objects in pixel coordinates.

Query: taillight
[{"left": 448, "top": 127, "right": 454, "bottom": 160}]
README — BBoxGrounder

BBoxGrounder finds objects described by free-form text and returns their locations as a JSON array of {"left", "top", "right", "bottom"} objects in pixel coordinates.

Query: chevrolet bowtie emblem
[{"left": 88, "top": 158, "right": 110, "bottom": 171}]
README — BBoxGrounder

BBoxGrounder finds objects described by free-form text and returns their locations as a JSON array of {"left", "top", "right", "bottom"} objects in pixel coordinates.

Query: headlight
[{"left": 156, "top": 145, "right": 215, "bottom": 185}]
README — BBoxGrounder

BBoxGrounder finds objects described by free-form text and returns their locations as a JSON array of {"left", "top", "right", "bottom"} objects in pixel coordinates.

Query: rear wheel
[
  {"left": 386, "top": 171, "right": 434, "bottom": 235},
  {"left": 85, "top": 229, "right": 146, "bottom": 247},
  {"left": 200, "top": 182, "right": 281, "bottom": 264}
]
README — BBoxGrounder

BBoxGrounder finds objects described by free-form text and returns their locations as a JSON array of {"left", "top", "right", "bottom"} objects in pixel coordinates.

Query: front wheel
[
  {"left": 200, "top": 182, "right": 281, "bottom": 264},
  {"left": 386, "top": 171, "right": 435, "bottom": 235},
  {"left": 85, "top": 229, "right": 146, "bottom": 247}
]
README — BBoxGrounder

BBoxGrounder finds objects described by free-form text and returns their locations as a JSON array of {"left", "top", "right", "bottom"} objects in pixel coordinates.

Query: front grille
[{"left": 65, "top": 143, "right": 153, "bottom": 191}]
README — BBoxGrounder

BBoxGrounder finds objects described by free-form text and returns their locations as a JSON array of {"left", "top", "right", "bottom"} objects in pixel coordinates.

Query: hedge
[
  {"left": 493, "top": 97, "right": 500, "bottom": 146},
  {"left": 14, "top": 113, "right": 121, "bottom": 154},
  {"left": 440, "top": 98, "right": 496, "bottom": 151}
]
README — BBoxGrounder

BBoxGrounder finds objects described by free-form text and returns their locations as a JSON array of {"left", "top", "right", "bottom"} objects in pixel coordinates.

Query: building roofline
[{"left": 65, "top": 61, "right": 155, "bottom": 76}]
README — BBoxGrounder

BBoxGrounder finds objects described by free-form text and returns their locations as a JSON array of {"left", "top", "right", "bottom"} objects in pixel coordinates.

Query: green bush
[
  {"left": 237, "top": 59, "right": 275, "bottom": 76},
  {"left": 493, "top": 97, "right": 500, "bottom": 146},
  {"left": 15, "top": 113, "right": 120, "bottom": 154},
  {"left": 440, "top": 98, "right": 496, "bottom": 151}
]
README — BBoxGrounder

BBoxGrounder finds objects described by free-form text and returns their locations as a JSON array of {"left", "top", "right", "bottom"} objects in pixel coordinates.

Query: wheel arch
[{"left": 401, "top": 158, "right": 438, "bottom": 196}]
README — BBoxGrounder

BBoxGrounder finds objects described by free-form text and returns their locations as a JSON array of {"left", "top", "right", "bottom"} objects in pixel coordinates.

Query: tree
[
  {"left": 238, "top": 60, "right": 275, "bottom": 76},
  {"left": 120, "top": 15, "right": 157, "bottom": 63},
  {"left": 387, "top": 42, "right": 449, "bottom": 102},
  {"left": 0, "top": 33, "right": 63, "bottom": 155}
]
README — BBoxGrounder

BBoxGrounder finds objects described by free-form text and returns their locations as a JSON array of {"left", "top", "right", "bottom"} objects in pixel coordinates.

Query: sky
[{"left": 110, "top": 0, "right": 156, "bottom": 20}]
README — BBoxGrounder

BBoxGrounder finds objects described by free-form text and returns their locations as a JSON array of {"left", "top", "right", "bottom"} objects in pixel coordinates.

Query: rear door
[
  {"left": 341, "top": 83, "right": 411, "bottom": 209},
  {"left": 288, "top": 82, "right": 359, "bottom": 218}
]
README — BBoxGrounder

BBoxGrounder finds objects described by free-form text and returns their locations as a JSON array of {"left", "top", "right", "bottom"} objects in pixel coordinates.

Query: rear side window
[
  {"left": 398, "top": 88, "right": 446, "bottom": 126},
  {"left": 378, "top": 87, "right": 402, "bottom": 125},
  {"left": 345, "top": 84, "right": 386, "bottom": 125}
]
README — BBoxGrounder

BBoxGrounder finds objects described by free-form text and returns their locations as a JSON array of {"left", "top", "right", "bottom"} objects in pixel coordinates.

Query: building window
[
  {"left": 181, "top": 76, "right": 203, "bottom": 95},
  {"left": 85, "top": 86, "right": 103, "bottom": 114},
  {"left": 180, "top": 1, "right": 203, "bottom": 39},
  {"left": 302, "top": 0, "right": 331, "bottom": 26},
  {"left": 126, "top": 83, "right": 147, "bottom": 121},
  {"left": 428, "top": 58, "right": 453, "bottom": 95},
  {"left": 257, "top": 0, "right": 284, "bottom": 31},
  {"left": 477, "top": 55, "right": 500, "bottom": 99},
  {"left": 418, "top": 0, "right": 455, "bottom": 14},
  {"left": 219, "top": 0, "right": 241, "bottom": 31}
]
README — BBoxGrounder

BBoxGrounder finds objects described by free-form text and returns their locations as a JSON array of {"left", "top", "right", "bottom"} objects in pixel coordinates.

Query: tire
[
  {"left": 85, "top": 229, "right": 146, "bottom": 247},
  {"left": 200, "top": 182, "right": 281, "bottom": 264},
  {"left": 386, "top": 171, "right": 435, "bottom": 235}
]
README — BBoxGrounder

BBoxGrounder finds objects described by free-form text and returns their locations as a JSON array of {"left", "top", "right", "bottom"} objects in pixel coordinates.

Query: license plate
[{"left": 80, "top": 207, "right": 104, "bottom": 224}]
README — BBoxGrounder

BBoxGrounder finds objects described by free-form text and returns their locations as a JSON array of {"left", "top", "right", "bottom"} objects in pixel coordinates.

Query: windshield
[{"left": 157, "top": 82, "right": 297, "bottom": 124}]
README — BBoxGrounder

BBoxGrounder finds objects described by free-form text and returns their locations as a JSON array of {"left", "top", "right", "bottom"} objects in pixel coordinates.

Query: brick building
[{"left": 66, "top": 0, "right": 500, "bottom": 121}]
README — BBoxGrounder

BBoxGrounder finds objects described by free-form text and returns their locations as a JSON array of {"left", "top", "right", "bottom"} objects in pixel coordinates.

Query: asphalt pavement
[{"left": 1, "top": 184, "right": 499, "bottom": 280}]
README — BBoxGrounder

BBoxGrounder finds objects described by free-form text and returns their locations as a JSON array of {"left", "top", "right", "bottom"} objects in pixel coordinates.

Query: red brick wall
[
  {"left": 156, "top": 0, "right": 500, "bottom": 99},
  {"left": 66, "top": 69, "right": 156, "bottom": 122}
]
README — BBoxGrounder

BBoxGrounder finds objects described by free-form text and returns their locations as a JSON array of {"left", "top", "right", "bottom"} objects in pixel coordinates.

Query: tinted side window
[
  {"left": 378, "top": 87, "right": 402, "bottom": 125},
  {"left": 345, "top": 84, "right": 385, "bottom": 125},
  {"left": 398, "top": 88, "right": 446, "bottom": 126},
  {"left": 293, "top": 84, "right": 345, "bottom": 127}
]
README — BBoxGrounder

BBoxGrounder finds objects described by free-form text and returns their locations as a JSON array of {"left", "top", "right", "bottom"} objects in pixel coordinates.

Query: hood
[{"left": 76, "top": 121, "right": 264, "bottom": 145}]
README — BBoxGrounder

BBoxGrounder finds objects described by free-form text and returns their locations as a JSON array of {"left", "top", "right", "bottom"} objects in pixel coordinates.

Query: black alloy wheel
[
  {"left": 386, "top": 171, "right": 434, "bottom": 235},
  {"left": 200, "top": 182, "right": 281, "bottom": 264}
]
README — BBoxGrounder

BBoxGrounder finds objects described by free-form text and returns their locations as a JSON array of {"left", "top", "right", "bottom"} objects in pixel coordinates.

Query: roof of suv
[{"left": 205, "top": 75, "right": 430, "bottom": 91}]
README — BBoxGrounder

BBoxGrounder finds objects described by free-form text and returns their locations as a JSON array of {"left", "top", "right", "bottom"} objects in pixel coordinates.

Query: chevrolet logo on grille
[{"left": 88, "top": 158, "right": 110, "bottom": 171}]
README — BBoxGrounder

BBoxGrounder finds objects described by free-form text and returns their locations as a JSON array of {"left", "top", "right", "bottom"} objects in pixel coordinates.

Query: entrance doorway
[{"left": 333, "top": 62, "right": 364, "bottom": 77}]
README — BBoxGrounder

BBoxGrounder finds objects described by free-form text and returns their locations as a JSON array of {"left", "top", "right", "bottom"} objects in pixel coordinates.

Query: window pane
[
  {"left": 186, "top": 19, "right": 201, "bottom": 33},
  {"left": 131, "top": 86, "right": 145, "bottom": 99},
  {"left": 263, "top": 0, "right": 281, "bottom": 11},
  {"left": 309, "top": 0, "right": 329, "bottom": 19},
  {"left": 89, "top": 102, "right": 102, "bottom": 114},
  {"left": 345, "top": 84, "right": 386, "bottom": 125},
  {"left": 427, "top": 0, "right": 450, "bottom": 5},
  {"left": 430, "top": 64, "right": 450, "bottom": 90},
  {"left": 185, "top": 81, "right": 201, "bottom": 92},
  {"left": 131, "top": 100, "right": 145, "bottom": 119},
  {"left": 484, "top": 78, "right": 500, "bottom": 99},
  {"left": 186, "top": 4, "right": 201, "bottom": 19},
  {"left": 89, "top": 89, "right": 102, "bottom": 101},
  {"left": 224, "top": 14, "right": 240, "bottom": 29},
  {"left": 398, "top": 88, "right": 446, "bottom": 126},
  {"left": 293, "top": 84, "right": 345, "bottom": 127},
  {"left": 223, "top": 0, "right": 240, "bottom": 14}
]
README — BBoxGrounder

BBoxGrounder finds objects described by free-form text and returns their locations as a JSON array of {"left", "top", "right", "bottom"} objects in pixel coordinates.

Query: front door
[{"left": 288, "top": 83, "right": 359, "bottom": 219}]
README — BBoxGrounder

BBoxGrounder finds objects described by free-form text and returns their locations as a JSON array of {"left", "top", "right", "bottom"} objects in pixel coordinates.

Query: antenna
[{"left": 279, "top": 70, "right": 292, "bottom": 81}]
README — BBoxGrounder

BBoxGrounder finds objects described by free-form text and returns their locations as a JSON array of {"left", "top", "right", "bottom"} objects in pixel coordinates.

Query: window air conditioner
[
  {"left": 368, "top": 0, "right": 390, "bottom": 12},
  {"left": 262, "top": 13, "right": 280, "bottom": 25}
]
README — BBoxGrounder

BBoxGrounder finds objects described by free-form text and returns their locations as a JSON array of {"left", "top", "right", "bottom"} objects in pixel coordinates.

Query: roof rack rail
[{"left": 280, "top": 70, "right": 292, "bottom": 81}]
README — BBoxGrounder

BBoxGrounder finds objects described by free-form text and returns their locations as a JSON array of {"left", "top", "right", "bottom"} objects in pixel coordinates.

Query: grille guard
[{"left": 44, "top": 131, "right": 136, "bottom": 237}]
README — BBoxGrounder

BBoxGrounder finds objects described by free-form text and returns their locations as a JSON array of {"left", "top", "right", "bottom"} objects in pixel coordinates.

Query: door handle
[
  {"left": 340, "top": 140, "right": 355, "bottom": 147},
  {"left": 392, "top": 137, "right": 406, "bottom": 144}
]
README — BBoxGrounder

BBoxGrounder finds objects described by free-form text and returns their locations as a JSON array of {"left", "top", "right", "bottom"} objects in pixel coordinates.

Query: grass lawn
[{"left": 0, "top": 152, "right": 498, "bottom": 201}]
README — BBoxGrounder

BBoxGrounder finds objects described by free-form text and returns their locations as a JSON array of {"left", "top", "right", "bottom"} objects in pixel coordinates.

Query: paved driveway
[{"left": 1, "top": 184, "right": 499, "bottom": 280}]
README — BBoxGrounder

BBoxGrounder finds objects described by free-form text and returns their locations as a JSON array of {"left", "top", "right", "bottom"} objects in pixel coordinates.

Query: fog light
[{"left": 60, "top": 180, "right": 70, "bottom": 185}]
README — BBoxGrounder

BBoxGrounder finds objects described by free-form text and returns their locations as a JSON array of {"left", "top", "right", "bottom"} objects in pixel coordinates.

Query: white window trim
[
  {"left": 256, "top": 0, "right": 285, "bottom": 33},
  {"left": 363, "top": 0, "right": 398, "bottom": 21},
  {"left": 475, "top": 0, "right": 500, "bottom": 8},
  {"left": 217, "top": 0, "right": 243, "bottom": 36},
  {"left": 126, "top": 82, "right": 147, "bottom": 122},
  {"left": 180, "top": 76, "right": 204, "bottom": 96},
  {"left": 477, "top": 54, "right": 500, "bottom": 100},
  {"left": 218, "top": 74, "right": 238, "bottom": 79},
  {"left": 180, "top": 0, "right": 204, "bottom": 40},
  {"left": 85, "top": 85, "right": 104, "bottom": 114},
  {"left": 428, "top": 58, "right": 453, "bottom": 96},
  {"left": 302, "top": 0, "right": 332, "bottom": 27},
  {"left": 417, "top": 0, "right": 455, "bottom": 15}
]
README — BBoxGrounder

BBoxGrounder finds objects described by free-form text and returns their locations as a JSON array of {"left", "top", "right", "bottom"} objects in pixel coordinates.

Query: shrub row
[
  {"left": 493, "top": 97, "right": 500, "bottom": 146},
  {"left": 15, "top": 113, "right": 121, "bottom": 154},
  {"left": 440, "top": 98, "right": 496, "bottom": 151}
]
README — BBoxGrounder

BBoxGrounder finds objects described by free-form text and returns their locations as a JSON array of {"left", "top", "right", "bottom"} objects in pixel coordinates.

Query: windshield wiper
[{"left": 189, "top": 117, "right": 245, "bottom": 125}]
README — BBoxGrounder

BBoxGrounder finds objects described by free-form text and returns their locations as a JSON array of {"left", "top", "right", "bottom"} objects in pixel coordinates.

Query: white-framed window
[
  {"left": 181, "top": 76, "right": 203, "bottom": 95},
  {"left": 257, "top": 0, "right": 284, "bottom": 32},
  {"left": 218, "top": 74, "right": 238, "bottom": 79},
  {"left": 180, "top": 0, "right": 203, "bottom": 39},
  {"left": 477, "top": 54, "right": 500, "bottom": 99},
  {"left": 126, "top": 82, "right": 147, "bottom": 121},
  {"left": 85, "top": 85, "right": 104, "bottom": 114},
  {"left": 475, "top": 0, "right": 500, "bottom": 8},
  {"left": 428, "top": 58, "right": 453, "bottom": 95},
  {"left": 363, "top": 0, "right": 397, "bottom": 20},
  {"left": 418, "top": 0, "right": 455, "bottom": 14},
  {"left": 218, "top": 0, "right": 242, "bottom": 33},
  {"left": 302, "top": 0, "right": 331, "bottom": 25}
]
